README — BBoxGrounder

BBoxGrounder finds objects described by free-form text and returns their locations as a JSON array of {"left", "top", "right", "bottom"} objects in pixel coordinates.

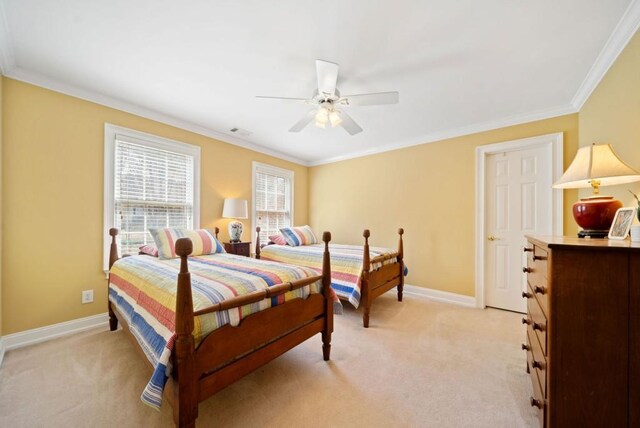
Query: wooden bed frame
[
  {"left": 255, "top": 227, "right": 404, "bottom": 328},
  {"left": 107, "top": 227, "right": 333, "bottom": 428}
]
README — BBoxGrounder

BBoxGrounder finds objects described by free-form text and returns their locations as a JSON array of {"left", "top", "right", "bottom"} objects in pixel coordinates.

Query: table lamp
[
  {"left": 222, "top": 198, "right": 248, "bottom": 242},
  {"left": 553, "top": 143, "right": 640, "bottom": 238}
]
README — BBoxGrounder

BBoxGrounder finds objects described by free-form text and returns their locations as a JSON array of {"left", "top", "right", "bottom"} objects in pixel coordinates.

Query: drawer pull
[
  {"left": 532, "top": 360, "right": 545, "bottom": 370},
  {"left": 522, "top": 291, "right": 532, "bottom": 299},
  {"left": 533, "top": 285, "right": 546, "bottom": 295},
  {"left": 522, "top": 317, "right": 532, "bottom": 325},
  {"left": 533, "top": 255, "right": 547, "bottom": 261},
  {"left": 524, "top": 247, "right": 534, "bottom": 253},
  {"left": 523, "top": 267, "right": 532, "bottom": 273},
  {"left": 532, "top": 322, "right": 546, "bottom": 332},
  {"left": 530, "top": 397, "right": 543, "bottom": 409},
  {"left": 521, "top": 343, "right": 530, "bottom": 351}
]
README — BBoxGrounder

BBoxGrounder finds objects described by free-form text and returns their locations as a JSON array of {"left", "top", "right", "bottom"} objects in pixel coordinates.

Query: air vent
[{"left": 229, "top": 127, "right": 252, "bottom": 137}]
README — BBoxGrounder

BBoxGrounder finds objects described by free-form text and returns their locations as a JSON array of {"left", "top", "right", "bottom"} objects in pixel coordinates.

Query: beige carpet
[{"left": 0, "top": 294, "right": 537, "bottom": 427}]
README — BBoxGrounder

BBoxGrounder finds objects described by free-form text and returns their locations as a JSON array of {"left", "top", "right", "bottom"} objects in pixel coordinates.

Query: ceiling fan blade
[
  {"left": 342, "top": 91, "right": 399, "bottom": 106},
  {"left": 316, "top": 59, "right": 338, "bottom": 97},
  {"left": 288, "top": 109, "right": 317, "bottom": 132},
  {"left": 338, "top": 110, "right": 363, "bottom": 135},
  {"left": 256, "top": 96, "right": 311, "bottom": 104}
]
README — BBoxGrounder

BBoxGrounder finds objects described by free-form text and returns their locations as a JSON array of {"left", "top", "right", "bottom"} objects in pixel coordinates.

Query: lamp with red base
[{"left": 553, "top": 143, "right": 640, "bottom": 238}]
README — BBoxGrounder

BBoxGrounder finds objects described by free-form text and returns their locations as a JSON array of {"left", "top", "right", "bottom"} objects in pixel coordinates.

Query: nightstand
[{"left": 224, "top": 241, "right": 251, "bottom": 257}]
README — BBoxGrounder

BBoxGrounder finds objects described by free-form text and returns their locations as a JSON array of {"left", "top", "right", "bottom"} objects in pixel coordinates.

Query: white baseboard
[
  {"left": 403, "top": 284, "right": 477, "bottom": 308},
  {"left": 0, "top": 338, "right": 5, "bottom": 367},
  {"left": 2, "top": 312, "right": 109, "bottom": 353}
]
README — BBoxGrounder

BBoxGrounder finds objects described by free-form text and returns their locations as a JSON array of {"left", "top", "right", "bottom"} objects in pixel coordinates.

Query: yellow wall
[
  {"left": 579, "top": 30, "right": 640, "bottom": 205},
  {"left": 1, "top": 78, "right": 308, "bottom": 334},
  {"left": 309, "top": 115, "right": 579, "bottom": 297},
  {"left": 5, "top": 27, "right": 639, "bottom": 334}
]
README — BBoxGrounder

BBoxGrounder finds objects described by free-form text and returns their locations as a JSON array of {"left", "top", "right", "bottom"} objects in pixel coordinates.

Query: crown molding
[
  {"left": 3, "top": 67, "right": 310, "bottom": 166},
  {"left": 571, "top": 0, "right": 640, "bottom": 110},
  {"left": 1, "top": 65, "right": 581, "bottom": 168},
  {"left": 307, "top": 104, "right": 577, "bottom": 166},
  {"left": 0, "top": 0, "right": 15, "bottom": 75},
  {"left": 0, "top": 66, "right": 581, "bottom": 169}
]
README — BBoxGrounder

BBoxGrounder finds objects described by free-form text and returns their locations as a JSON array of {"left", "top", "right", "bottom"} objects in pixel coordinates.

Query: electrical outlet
[{"left": 82, "top": 289, "right": 94, "bottom": 304}]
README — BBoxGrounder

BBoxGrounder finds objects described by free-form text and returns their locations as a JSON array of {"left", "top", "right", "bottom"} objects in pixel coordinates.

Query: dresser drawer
[
  {"left": 526, "top": 295, "right": 547, "bottom": 355},
  {"left": 526, "top": 247, "right": 549, "bottom": 317},
  {"left": 527, "top": 351, "right": 546, "bottom": 428},
  {"left": 235, "top": 244, "right": 250, "bottom": 256},
  {"left": 527, "top": 329, "right": 547, "bottom": 396}
]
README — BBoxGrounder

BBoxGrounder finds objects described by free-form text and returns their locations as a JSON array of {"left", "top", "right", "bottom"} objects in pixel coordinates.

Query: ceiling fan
[{"left": 256, "top": 59, "right": 399, "bottom": 135}]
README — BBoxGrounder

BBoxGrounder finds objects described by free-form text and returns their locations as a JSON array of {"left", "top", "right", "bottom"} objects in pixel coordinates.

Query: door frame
[{"left": 474, "top": 132, "right": 563, "bottom": 308}]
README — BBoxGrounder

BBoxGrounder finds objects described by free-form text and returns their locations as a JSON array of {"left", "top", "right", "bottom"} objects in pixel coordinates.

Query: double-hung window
[
  {"left": 252, "top": 162, "right": 294, "bottom": 244},
  {"left": 104, "top": 124, "right": 200, "bottom": 269}
]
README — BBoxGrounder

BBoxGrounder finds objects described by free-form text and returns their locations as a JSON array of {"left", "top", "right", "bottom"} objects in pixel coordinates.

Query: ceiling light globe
[
  {"left": 315, "top": 108, "right": 329, "bottom": 125},
  {"left": 329, "top": 111, "right": 343, "bottom": 127}
]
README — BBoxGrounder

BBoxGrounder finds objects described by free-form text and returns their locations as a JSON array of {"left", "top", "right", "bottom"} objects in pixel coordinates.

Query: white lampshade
[
  {"left": 222, "top": 198, "right": 248, "bottom": 219},
  {"left": 553, "top": 143, "right": 640, "bottom": 190}
]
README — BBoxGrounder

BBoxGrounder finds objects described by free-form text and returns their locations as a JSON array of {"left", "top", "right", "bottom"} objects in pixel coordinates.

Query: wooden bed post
[
  {"left": 214, "top": 226, "right": 220, "bottom": 240},
  {"left": 362, "top": 229, "right": 371, "bottom": 328},
  {"left": 397, "top": 228, "right": 404, "bottom": 302},
  {"left": 108, "top": 228, "right": 119, "bottom": 331},
  {"left": 321, "top": 231, "right": 332, "bottom": 361},
  {"left": 255, "top": 227, "right": 261, "bottom": 259},
  {"left": 173, "top": 238, "right": 198, "bottom": 428}
]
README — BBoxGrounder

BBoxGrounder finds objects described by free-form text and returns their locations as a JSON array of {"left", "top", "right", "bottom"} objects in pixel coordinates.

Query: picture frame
[{"left": 608, "top": 207, "right": 636, "bottom": 240}]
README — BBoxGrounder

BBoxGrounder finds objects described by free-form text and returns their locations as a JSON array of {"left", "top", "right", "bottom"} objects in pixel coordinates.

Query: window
[
  {"left": 252, "top": 162, "right": 294, "bottom": 244},
  {"left": 104, "top": 124, "right": 200, "bottom": 269}
]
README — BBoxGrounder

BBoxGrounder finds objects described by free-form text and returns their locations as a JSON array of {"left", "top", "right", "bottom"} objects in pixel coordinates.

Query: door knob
[{"left": 487, "top": 235, "right": 498, "bottom": 241}]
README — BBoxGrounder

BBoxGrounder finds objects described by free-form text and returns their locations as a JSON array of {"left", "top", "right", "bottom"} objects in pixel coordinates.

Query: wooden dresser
[{"left": 522, "top": 236, "right": 640, "bottom": 427}]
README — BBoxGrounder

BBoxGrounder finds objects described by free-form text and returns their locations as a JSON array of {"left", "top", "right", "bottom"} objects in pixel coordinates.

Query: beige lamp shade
[
  {"left": 222, "top": 198, "right": 248, "bottom": 219},
  {"left": 553, "top": 143, "right": 640, "bottom": 190}
]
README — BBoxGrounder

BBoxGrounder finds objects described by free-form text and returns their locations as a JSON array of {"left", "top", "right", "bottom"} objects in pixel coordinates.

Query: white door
[{"left": 485, "top": 145, "right": 553, "bottom": 312}]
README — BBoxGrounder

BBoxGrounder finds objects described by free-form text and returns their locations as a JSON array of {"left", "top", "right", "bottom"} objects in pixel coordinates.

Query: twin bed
[
  {"left": 107, "top": 228, "right": 333, "bottom": 428},
  {"left": 107, "top": 225, "right": 405, "bottom": 427},
  {"left": 257, "top": 227, "right": 406, "bottom": 328}
]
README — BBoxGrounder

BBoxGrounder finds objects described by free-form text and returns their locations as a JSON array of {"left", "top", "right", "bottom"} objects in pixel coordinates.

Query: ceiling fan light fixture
[{"left": 260, "top": 59, "right": 398, "bottom": 135}]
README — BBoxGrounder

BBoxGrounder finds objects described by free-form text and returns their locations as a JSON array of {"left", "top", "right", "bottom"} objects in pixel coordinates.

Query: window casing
[
  {"left": 104, "top": 124, "right": 200, "bottom": 269},
  {"left": 252, "top": 162, "right": 294, "bottom": 244}
]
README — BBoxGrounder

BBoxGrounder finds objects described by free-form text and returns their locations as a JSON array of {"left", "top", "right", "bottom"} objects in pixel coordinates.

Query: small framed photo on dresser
[{"left": 608, "top": 207, "right": 636, "bottom": 240}]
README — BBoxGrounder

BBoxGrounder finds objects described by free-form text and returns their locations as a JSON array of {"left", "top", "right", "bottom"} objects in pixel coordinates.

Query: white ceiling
[{"left": 0, "top": 0, "right": 638, "bottom": 165}]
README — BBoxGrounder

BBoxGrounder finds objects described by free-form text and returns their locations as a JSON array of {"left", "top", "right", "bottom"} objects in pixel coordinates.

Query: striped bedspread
[
  {"left": 259, "top": 244, "right": 402, "bottom": 308},
  {"left": 108, "top": 253, "right": 324, "bottom": 410}
]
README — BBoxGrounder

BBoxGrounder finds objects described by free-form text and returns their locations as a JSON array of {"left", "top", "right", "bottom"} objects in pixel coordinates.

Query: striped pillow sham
[
  {"left": 149, "top": 228, "right": 226, "bottom": 259},
  {"left": 279, "top": 225, "right": 318, "bottom": 246}
]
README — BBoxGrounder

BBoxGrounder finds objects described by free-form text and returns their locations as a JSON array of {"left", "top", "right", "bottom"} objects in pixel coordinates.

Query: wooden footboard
[
  {"left": 360, "top": 228, "right": 404, "bottom": 328},
  {"left": 107, "top": 228, "right": 333, "bottom": 428}
]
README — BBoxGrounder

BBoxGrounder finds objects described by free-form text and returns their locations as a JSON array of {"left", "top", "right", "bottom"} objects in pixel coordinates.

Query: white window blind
[
  {"left": 114, "top": 140, "right": 195, "bottom": 255},
  {"left": 253, "top": 163, "right": 293, "bottom": 243},
  {"left": 104, "top": 124, "right": 200, "bottom": 269}
]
